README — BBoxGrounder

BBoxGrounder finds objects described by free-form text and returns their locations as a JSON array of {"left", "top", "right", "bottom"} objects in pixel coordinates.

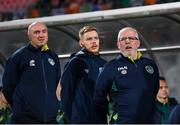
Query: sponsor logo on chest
[
  {"left": 118, "top": 66, "right": 128, "bottom": 75},
  {"left": 29, "top": 60, "right": 35, "bottom": 67}
]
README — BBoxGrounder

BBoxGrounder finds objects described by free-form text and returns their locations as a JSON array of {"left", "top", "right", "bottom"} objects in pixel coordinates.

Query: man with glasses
[{"left": 94, "top": 27, "right": 159, "bottom": 123}]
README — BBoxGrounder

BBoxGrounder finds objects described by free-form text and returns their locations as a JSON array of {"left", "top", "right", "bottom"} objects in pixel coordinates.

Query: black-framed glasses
[{"left": 119, "top": 36, "right": 139, "bottom": 41}]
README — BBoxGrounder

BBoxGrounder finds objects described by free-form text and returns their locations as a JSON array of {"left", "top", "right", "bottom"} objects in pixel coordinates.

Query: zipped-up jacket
[
  {"left": 94, "top": 53, "right": 159, "bottom": 123},
  {"left": 153, "top": 97, "right": 178, "bottom": 124},
  {"left": 61, "top": 49, "right": 106, "bottom": 123},
  {"left": 168, "top": 104, "right": 180, "bottom": 123},
  {"left": 2, "top": 43, "right": 61, "bottom": 123}
]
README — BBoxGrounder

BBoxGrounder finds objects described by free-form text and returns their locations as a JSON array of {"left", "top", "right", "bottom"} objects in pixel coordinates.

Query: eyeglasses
[{"left": 119, "top": 36, "right": 139, "bottom": 41}]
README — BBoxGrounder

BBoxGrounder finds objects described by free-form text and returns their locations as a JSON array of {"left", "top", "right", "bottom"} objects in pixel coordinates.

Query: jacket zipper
[{"left": 41, "top": 53, "right": 48, "bottom": 123}]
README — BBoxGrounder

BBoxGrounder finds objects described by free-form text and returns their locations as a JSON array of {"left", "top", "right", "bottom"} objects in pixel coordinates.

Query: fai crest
[
  {"left": 145, "top": 65, "right": 154, "bottom": 74},
  {"left": 48, "top": 58, "right": 55, "bottom": 66}
]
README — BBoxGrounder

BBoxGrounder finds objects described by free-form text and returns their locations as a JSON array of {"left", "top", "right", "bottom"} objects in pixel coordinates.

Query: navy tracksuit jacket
[
  {"left": 60, "top": 49, "right": 106, "bottom": 123},
  {"left": 168, "top": 104, "right": 180, "bottom": 124},
  {"left": 153, "top": 97, "right": 178, "bottom": 124},
  {"left": 94, "top": 53, "right": 159, "bottom": 123},
  {"left": 2, "top": 43, "right": 61, "bottom": 123}
]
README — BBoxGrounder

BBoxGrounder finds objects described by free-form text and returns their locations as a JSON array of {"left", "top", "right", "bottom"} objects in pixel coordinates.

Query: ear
[
  {"left": 28, "top": 32, "right": 32, "bottom": 41},
  {"left": 117, "top": 41, "right": 121, "bottom": 50},
  {"left": 79, "top": 40, "right": 83, "bottom": 47},
  {"left": 136, "top": 40, "right": 140, "bottom": 48}
]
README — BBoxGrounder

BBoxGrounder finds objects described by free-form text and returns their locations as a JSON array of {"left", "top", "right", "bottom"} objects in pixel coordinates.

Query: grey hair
[{"left": 117, "top": 27, "right": 139, "bottom": 41}]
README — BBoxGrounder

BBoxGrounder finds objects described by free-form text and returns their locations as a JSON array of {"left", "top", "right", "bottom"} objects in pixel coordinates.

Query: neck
[
  {"left": 93, "top": 52, "right": 99, "bottom": 55},
  {"left": 122, "top": 52, "right": 138, "bottom": 60},
  {"left": 130, "top": 53, "right": 138, "bottom": 60},
  {"left": 83, "top": 49, "right": 99, "bottom": 56},
  {"left": 157, "top": 97, "right": 169, "bottom": 104}
]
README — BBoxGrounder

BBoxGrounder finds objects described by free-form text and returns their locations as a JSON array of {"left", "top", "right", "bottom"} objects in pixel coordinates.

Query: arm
[
  {"left": 60, "top": 58, "right": 86, "bottom": 121},
  {"left": 94, "top": 65, "right": 112, "bottom": 123},
  {"left": 2, "top": 56, "right": 20, "bottom": 106},
  {"left": 54, "top": 53, "right": 61, "bottom": 101},
  {"left": 55, "top": 54, "right": 61, "bottom": 86},
  {"left": 0, "top": 91, "right": 9, "bottom": 108},
  {"left": 154, "top": 62, "right": 160, "bottom": 97},
  {"left": 56, "top": 82, "right": 61, "bottom": 101}
]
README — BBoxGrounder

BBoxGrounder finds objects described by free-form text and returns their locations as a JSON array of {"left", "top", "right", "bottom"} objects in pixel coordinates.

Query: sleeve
[
  {"left": 93, "top": 65, "right": 112, "bottom": 123},
  {"left": 2, "top": 55, "right": 20, "bottom": 106},
  {"left": 153, "top": 62, "right": 160, "bottom": 97},
  {"left": 168, "top": 105, "right": 180, "bottom": 124},
  {"left": 55, "top": 54, "right": 61, "bottom": 85},
  {"left": 60, "top": 58, "right": 86, "bottom": 122},
  {"left": 49, "top": 51, "right": 61, "bottom": 86}
]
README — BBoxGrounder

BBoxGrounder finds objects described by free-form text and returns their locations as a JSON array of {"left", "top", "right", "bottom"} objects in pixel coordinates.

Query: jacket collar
[
  {"left": 76, "top": 48, "right": 100, "bottom": 57},
  {"left": 120, "top": 51, "right": 142, "bottom": 63},
  {"left": 28, "top": 43, "right": 49, "bottom": 52}
]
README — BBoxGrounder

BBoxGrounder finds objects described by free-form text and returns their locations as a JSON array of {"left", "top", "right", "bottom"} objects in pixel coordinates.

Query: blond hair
[{"left": 79, "top": 26, "right": 98, "bottom": 40}]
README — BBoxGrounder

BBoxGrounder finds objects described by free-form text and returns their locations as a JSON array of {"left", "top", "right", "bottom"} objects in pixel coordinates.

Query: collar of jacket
[
  {"left": 121, "top": 51, "right": 142, "bottom": 63},
  {"left": 156, "top": 99, "right": 170, "bottom": 106},
  {"left": 156, "top": 97, "right": 178, "bottom": 106},
  {"left": 76, "top": 48, "right": 100, "bottom": 57},
  {"left": 28, "top": 43, "right": 49, "bottom": 52},
  {"left": 41, "top": 44, "right": 49, "bottom": 51},
  {"left": 156, "top": 100, "right": 170, "bottom": 115}
]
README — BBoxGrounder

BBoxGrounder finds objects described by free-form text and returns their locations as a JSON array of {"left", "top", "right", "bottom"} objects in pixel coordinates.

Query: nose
[
  {"left": 39, "top": 31, "right": 44, "bottom": 36},
  {"left": 125, "top": 38, "right": 130, "bottom": 43}
]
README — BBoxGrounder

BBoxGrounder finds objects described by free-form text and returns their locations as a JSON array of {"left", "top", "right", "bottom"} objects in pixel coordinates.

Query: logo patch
[
  {"left": 99, "top": 67, "right": 104, "bottom": 73},
  {"left": 85, "top": 69, "right": 89, "bottom": 74},
  {"left": 29, "top": 60, "right": 35, "bottom": 67},
  {"left": 118, "top": 66, "right": 128, "bottom": 75},
  {"left": 121, "top": 70, "right": 127, "bottom": 75},
  {"left": 48, "top": 58, "right": 55, "bottom": 66},
  {"left": 145, "top": 65, "right": 154, "bottom": 74}
]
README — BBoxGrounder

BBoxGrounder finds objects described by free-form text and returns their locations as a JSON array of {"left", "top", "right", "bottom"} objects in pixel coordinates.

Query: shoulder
[
  {"left": 63, "top": 56, "right": 87, "bottom": 74},
  {"left": 7, "top": 45, "right": 27, "bottom": 62},
  {"left": 99, "top": 56, "right": 107, "bottom": 64},
  {"left": 107, "top": 56, "right": 121, "bottom": 66},
  {"left": 141, "top": 57, "right": 157, "bottom": 65},
  {"left": 175, "top": 105, "right": 180, "bottom": 111},
  {"left": 169, "top": 97, "right": 178, "bottom": 105},
  {"left": 102, "top": 57, "right": 119, "bottom": 72},
  {"left": 168, "top": 104, "right": 180, "bottom": 123},
  {"left": 171, "top": 104, "right": 180, "bottom": 116},
  {"left": 12, "top": 46, "right": 27, "bottom": 56},
  {"left": 48, "top": 50, "right": 59, "bottom": 58},
  {"left": 64, "top": 56, "right": 87, "bottom": 70},
  {"left": 69, "top": 56, "right": 87, "bottom": 66},
  {"left": 140, "top": 57, "right": 159, "bottom": 70}
]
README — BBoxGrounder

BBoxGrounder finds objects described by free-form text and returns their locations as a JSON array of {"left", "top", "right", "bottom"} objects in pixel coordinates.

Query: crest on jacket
[
  {"left": 48, "top": 58, "right": 55, "bottom": 66},
  {"left": 145, "top": 65, "right": 154, "bottom": 74}
]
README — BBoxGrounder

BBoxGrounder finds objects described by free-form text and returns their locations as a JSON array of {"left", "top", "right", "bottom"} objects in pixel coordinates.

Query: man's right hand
[{"left": 0, "top": 92, "right": 9, "bottom": 108}]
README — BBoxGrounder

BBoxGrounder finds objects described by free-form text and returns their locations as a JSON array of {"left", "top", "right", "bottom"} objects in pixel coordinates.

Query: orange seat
[{"left": 144, "top": 0, "right": 157, "bottom": 5}]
